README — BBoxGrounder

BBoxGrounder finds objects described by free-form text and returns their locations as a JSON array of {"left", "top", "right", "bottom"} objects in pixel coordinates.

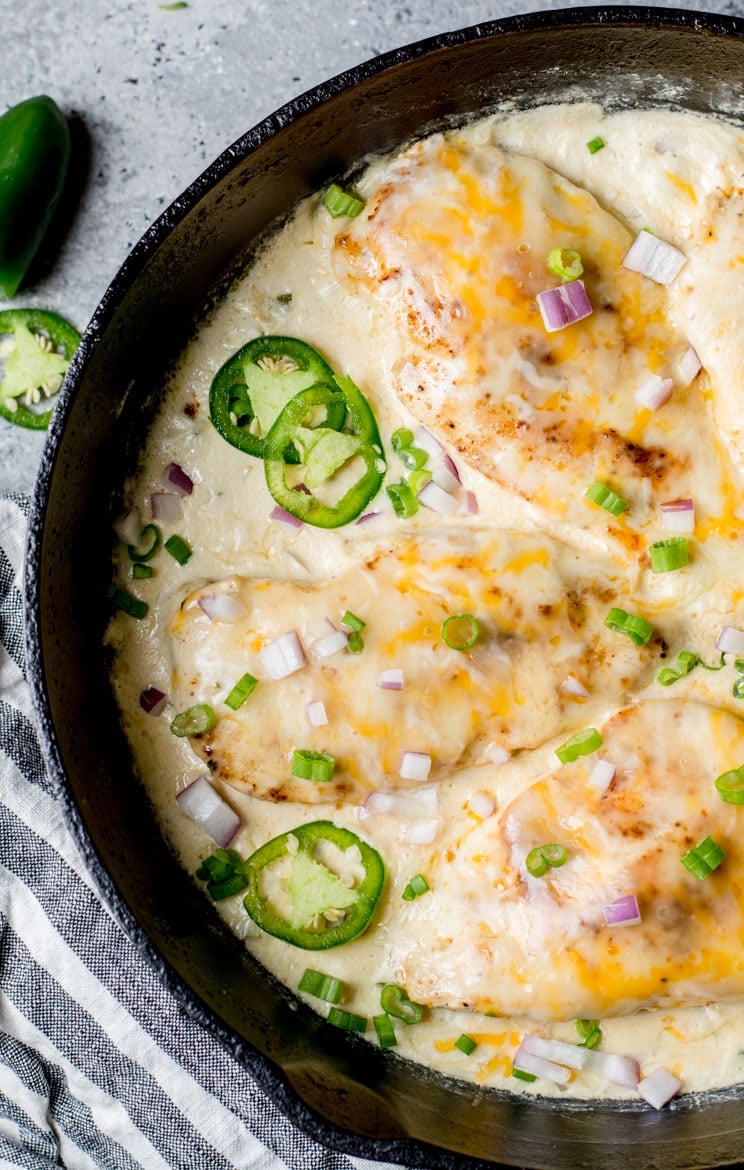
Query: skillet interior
[{"left": 25, "top": 8, "right": 744, "bottom": 1168}]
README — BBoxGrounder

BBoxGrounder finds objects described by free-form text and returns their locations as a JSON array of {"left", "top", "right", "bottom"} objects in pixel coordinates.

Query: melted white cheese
[{"left": 107, "top": 103, "right": 744, "bottom": 1103}]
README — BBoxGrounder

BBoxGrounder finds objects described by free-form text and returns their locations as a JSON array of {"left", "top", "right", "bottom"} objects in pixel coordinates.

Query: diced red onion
[
  {"left": 432, "top": 462, "right": 461, "bottom": 495},
  {"left": 536, "top": 279, "right": 593, "bottom": 333},
  {"left": 513, "top": 1045, "right": 571, "bottom": 1085},
  {"left": 176, "top": 776, "right": 241, "bottom": 847},
  {"left": 604, "top": 894, "right": 642, "bottom": 927},
  {"left": 716, "top": 625, "right": 744, "bottom": 655},
  {"left": 465, "top": 491, "right": 479, "bottom": 515},
  {"left": 562, "top": 675, "right": 589, "bottom": 698},
  {"left": 399, "top": 751, "right": 432, "bottom": 783},
  {"left": 270, "top": 505, "right": 304, "bottom": 529},
  {"left": 139, "top": 687, "right": 167, "bottom": 716},
  {"left": 113, "top": 508, "right": 143, "bottom": 545},
  {"left": 469, "top": 792, "right": 495, "bottom": 818},
  {"left": 654, "top": 133, "right": 680, "bottom": 155},
  {"left": 486, "top": 743, "right": 510, "bottom": 766},
  {"left": 622, "top": 231, "right": 686, "bottom": 287},
  {"left": 356, "top": 510, "right": 380, "bottom": 525},
  {"left": 417, "top": 480, "right": 460, "bottom": 516},
  {"left": 660, "top": 497, "right": 695, "bottom": 533},
  {"left": 521, "top": 1034, "right": 588, "bottom": 1071},
  {"left": 378, "top": 669, "right": 404, "bottom": 691},
  {"left": 163, "top": 462, "right": 194, "bottom": 496},
  {"left": 582, "top": 1049, "right": 641, "bottom": 1089},
  {"left": 401, "top": 818, "right": 440, "bottom": 845},
  {"left": 441, "top": 452, "right": 461, "bottom": 484},
  {"left": 365, "top": 785, "right": 438, "bottom": 819},
  {"left": 313, "top": 629, "right": 349, "bottom": 658},
  {"left": 638, "top": 1068, "right": 681, "bottom": 1109},
  {"left": 677, "top": 345, "right": 701, "bottom": 387},
  {"left": 589, "top": 759, "right": 616, "bottom": 793},
  {"left": 150, "top": 491, "right": 183, "bottom": 522},
  {"left": 306, "top": 699, "right": 328, "bottom": 727},
  {"left": 259, "top": 630, "right": 307, "bottom": 679},
  {"left": 413, "top": 426, "right": 443, "bottom": 458},
  {"left": 198, "top": 592, "right": 246, "bottom": 623},
  {"left": 635, "top": 374, "right": 673, "bottom": 411}
]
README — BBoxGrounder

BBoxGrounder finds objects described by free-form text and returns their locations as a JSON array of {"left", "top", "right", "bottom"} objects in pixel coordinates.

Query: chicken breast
[
  {"left": 167, "top": 529, "right": 658, "bottom": 803},
  {"left": 396, "top": 699, "right": 744, "bottom": 1021},
  {"left": 334, "top": 132, "right": 732, "bottom": 543}
]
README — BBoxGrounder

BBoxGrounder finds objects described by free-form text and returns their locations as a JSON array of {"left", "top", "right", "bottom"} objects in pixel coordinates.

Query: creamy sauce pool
[{"left": 107, "top": 103, "right": 744, "bottom": 1101}]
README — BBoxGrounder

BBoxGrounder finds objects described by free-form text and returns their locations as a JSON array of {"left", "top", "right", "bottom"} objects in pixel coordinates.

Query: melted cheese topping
[{"left": 107, "top": 102, "right": 744, "bottom": 1103}]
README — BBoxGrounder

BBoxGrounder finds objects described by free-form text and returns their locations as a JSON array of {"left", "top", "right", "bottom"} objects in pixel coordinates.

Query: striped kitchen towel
[{"left": 0, "top": 492, "right": 404, "bottom": 1170}]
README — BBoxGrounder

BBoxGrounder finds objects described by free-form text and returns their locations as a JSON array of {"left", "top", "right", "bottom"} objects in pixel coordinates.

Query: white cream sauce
[{"left": 106, "top": 103, "right": 744, "bottom": 1102}]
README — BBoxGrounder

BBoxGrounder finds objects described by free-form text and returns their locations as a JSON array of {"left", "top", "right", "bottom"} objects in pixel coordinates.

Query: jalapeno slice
[
  {"left": 0, "top": 96, "right": 71, "bottom": 300},
  {"left": 264, "top": 378, "right": 385, "bottom": 528},
  {"left": 243, "top": 820, "right": 385, "bottom": 949},
  {"left": 0, "top": 308, "right": 80, "bottom": 429},
  {"left": 208, "top": 335, "right": 344, "bottom": 458}
]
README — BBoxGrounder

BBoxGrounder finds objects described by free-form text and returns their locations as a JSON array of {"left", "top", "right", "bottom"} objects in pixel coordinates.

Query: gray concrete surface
[{"left": 1, "top": 0, "right": 742, "bottom": 492}]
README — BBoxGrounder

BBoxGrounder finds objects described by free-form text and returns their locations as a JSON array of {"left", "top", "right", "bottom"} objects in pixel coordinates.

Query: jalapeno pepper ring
[
  {"left": 208, "top": 335, "right": 343, "bottom": 458},
  {"left": 243, "top": 820, "right": 385, "bottom": 949},
  {"left": 0, "top": 308, "right": 80, "bottom": 429},
  {"left": 264, "top": 379, "right": 385, "bottom": 528}
]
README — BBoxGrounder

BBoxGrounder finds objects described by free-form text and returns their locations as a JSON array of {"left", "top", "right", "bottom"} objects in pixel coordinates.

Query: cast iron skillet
[{"left": 25, "top": 7, "right": 744, "bottom": 1168}]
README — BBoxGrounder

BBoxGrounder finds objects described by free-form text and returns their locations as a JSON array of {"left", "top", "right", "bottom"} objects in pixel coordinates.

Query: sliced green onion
[
  {"left": 127, "top": 523, "right": 162, "bottom": 562},
  {"left": 512, "top": 1067, "right": 537, "bottom": 1083},
  {"left": 347, "top": 631, "right": 364, "bottom": 654},
  {"left": 380, "top": 983, "right": 424, "bottom": 1024},
  {"left": 391, "top": 428, "right": 415, "bottom": 452},
  {"left": 386, "top": 480, "right": 418, "bottom": 518},
  {"left": 734, "top": 677, "right": 744, "bottom": 700},
  {"left": 407, "top": 468, "right": 432, "bottom": 495},
  {"left": 197, "top": 848, "right": 241, "bottom": 882},
  {"left": 680, "top": 834, "right": 726, "bottom": 880},
  {"left": 575, "top": 1019, "right": 602, "bottom": 1048},
  {"left": 402, "top": 873, "right": 430, "bottom": 901},
  {"left": 649, "top": 537, "right": 689, "bottom": 573},
  {"left": 224, "top": 672, "right": 258, "bottom": 711},
  {"left": 604, "top": 607, "right": 654, "bottom": 647},
  {"left": 575, "top": 1018, "right": 597, "bottom": 1040},
  {"left": 164, "top": 534, "right": 192, "bottom": 565},
  {"left": 587, "top": 136, "right": 605, "bottom": 154},
  {"left": 373, "top": 1013, "right": 398, "bottom": 1047},
  {"left": 107, "top": 585, "right": 148, "bottom": 620},
  {"left": 585, "top": 480, "right": 628, "bottom": 517},
  {"left": 299, "top": 968, "right": 345, "bottom": 1004},
  {"left": 327, "top": 1007, "right": 367, "bottom": 1032},
  {"left": 547, "top": 247, "right": 583, "bottom": 283},
  {"left": 525, "top": 843, "right": 568, "bottom": 878},
  {"left": 291, "top": 749, "right": 336, "bottom": 782},
  {"left": 170, "top": 703, "right": 216, "bottom": 737},
  {"left": 132, "top": 562, "right": 154, "bottom": 580},
  {"left": 398, "top": 445, "right": 428, "bottom": 471},
  {"left": 209, "top": 873, "right": 249, "bottom": 900},
  {"left": 196, "top": 848, "right": 248, "bottom": 900},
  {"left": 341, "top": 611, "right": 365, "bottom": 632},
  {"left": 323, "top": 183, "right": 364, "bottom": 219},
  {"left": 441, "top": 613, "right": 480, "bottom": 651},
  {"left": 657, "top": 650, "right": 700, "bottom": 687},
  {"left": 555, "top": 727, "right": 602, "bottom": 764},
  {"left": 454, "top": 1034, "right": 477, "bottom": 1055},
  {"left": 715, "top": 766, "right": 744, "bottom": 805}
]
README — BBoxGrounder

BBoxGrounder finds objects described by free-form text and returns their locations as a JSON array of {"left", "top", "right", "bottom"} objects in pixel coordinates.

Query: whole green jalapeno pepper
[{"left": 0, "top": 95, "right": 71, "bottom": 300}]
